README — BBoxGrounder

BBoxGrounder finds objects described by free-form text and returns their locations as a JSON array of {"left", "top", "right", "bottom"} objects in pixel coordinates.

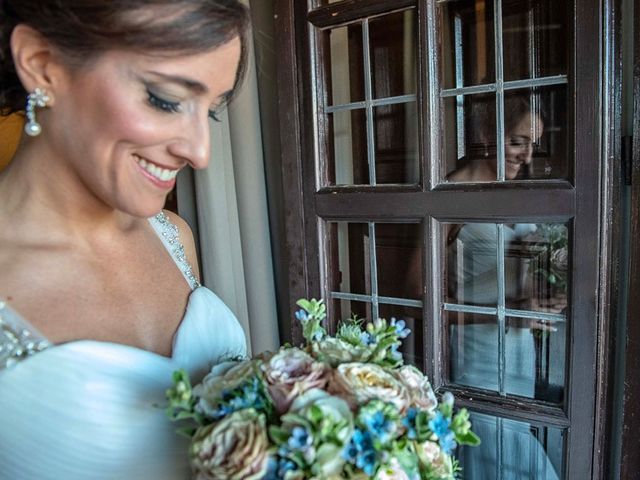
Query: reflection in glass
[
  {"left": 373, "top": 102, "right": 419, "bottom": 184},
  {"left": 458, "top": 411, "right": 564, "bottom": 479},
  {"left": 328, "top": 24, "right": 364, "bottom": 106},
  {"left": 375, "top": 223, "right": 422, "bottom": 301},
  {"left": 332, "top": 298, "right": 370, "bottom": 325},
  {"left": 445, "top": 222, "right": 568, "bottom": 402},
  {"left": 446, "top": 223, "right": 499, "bottom": 305},
  {"left": 328, "top": 109, "right": 367, "bottom": 185},
  {"left": 444, "top": 86, "right": 568, "bottom": 181},
  {"left": 369, "top": 10, "right": 417, "bottom": 98},
  {"left": 504, "top": 223, "right": 570, "bottom": 314},
  {"left": 438, "top": 0, "right": 496, "bottom": 89},
  {"left": 328, "top": 222, "right": 424, "bottom": 368},
  {"left": 502, "top": 0, "right": 569, "bottom": 81},
  {"left": 332, "top": 222, "right": 370, "bottom": 297},
  {"left": 379, "top": 305, "right": 423, "bottom": 369},
  {"left": 448, "top": 311, "right": 564, "bottom": 401},
  {"left": 448, "top": 312, "right": 499, "bottom": 392}
]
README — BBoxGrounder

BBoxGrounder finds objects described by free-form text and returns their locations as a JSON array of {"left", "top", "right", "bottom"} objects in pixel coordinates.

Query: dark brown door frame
[
  {"left": 273, "top": 0, "right": 623, "bottom": 477},
  {"left": 620, "top": 0, "right": 640, "bottom": 476}
]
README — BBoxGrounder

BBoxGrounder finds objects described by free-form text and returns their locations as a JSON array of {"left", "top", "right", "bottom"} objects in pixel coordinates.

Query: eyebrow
[{"left": 145, "top": 71, "right": 233, "bottom": 102}]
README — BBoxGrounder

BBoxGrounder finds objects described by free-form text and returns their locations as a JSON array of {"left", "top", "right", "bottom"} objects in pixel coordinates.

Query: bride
[{"left": 0, "top": 0, "right": 250, "bottom": 478}]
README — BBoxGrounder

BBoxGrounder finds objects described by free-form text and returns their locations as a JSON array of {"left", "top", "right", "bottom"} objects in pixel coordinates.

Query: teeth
[{"left": 135, "top": 156, "right": 178, "bottom": 182}]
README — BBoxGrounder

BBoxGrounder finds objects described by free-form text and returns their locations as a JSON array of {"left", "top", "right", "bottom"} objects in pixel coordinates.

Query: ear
[{"left": 10, "top": 24, "right": 65, "bottom": 106}]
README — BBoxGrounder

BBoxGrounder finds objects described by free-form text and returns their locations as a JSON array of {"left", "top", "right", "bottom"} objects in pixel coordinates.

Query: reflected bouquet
[{"left": 166, "top": 299, "right": 480, "bottom": 480}]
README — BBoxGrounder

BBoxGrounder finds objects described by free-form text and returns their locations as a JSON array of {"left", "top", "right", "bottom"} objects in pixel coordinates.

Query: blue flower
[
  {"left": 402, "top": 407, "right": 418, "bottom": 440},
  {"left": 295, "top": 309, "right": 309, "bottom": 322},
  {"left": 429, "top": 412, "right": 457, "bottom": 454},
  {"left": 287, "top": 426, "right": 313, "bottom": 452},
  {"left": 429, "top": 412, "right": 451, "bottom": 438},
  {"left": 390, "top": 343, "right": 402, "bottom": 361},
  {"left": 363, "top": 410, "right": 395, "bottom": 443},
  {"left": 360, "top": 331, "right": 376, "bottom": 346},
  {"left": 439, "top": 432, "right": 457, "bottom": 455},
  {"left": 390, "top": 318, "right": 411, "bottom": 339},
  {"left": 212, "top": 376, "right": 269, "bottom": 419},
  {"left": 343, "top": 428, "right": 378, "bottom": 477},
  {"left": 262, "top": 456, "right": 297, "bottom": 480}
]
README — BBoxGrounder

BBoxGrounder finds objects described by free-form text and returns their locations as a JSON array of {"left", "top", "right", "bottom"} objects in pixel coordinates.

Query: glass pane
[
  {"left": 379, "top": 304, "right": 423, "bottom": 369},
  {"left": 448, "top": 311, "right": 564, "bottom": 402},
  {"left": 330, "top": 222, "right": 370, "bottom": 296},
  {"left": 445, "top": 220, "right": 567, "bottom": 402},
  {"left": 373, "top": 102, "right": 419, "bottom": 184},
  {"left": 327, "top": 24, "right": 365, "bottom": 106},
  {"left": 369, "top": 10, "right": 417, "bottom": 98},
  {"left": 376, "top": 223, "right": 422, "bottom": 300},
  {"left": 448, "top": 311, "right": 499, "bottom": 392},
  {"left": 329, "top": 109, "right": 368, "bottom": 185},
  {"left": 438, "top": 0, "right": 496, "bottom": 89},
  {"left": 506, "top": 315, "right": 566, "bottom": 403},
  {"left": 503, "top": 0, "right": 570, "bottom": 82},
  {"left": 505, "top": 223, "right": 570, "bottom": 314},
  {"left": 445, "top": 222, "right": 499, "bottom": 306},
  {"left": 444, "top": 86, "right": 569, "bottom": 181},
  {"left": 458, "top": 411, "right": 565, "bottom": 479},
  {"left": 331, "top": 298, "right": 370, "bottom": 324}
]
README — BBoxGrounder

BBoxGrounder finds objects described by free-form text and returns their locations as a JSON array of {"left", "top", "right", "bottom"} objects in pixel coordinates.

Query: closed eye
[{"left": 147, "top": 90, "right": 181, "bottom": 114}]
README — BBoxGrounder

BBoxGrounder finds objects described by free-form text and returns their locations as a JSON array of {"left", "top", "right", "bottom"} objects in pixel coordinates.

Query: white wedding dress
[{"left": 0, "top": 212, "right": 247, "bottom": 480}]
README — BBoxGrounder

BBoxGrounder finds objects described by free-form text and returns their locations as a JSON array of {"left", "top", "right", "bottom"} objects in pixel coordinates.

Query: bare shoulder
[{"left": 162, "top": 210, "right": 201, "bottom": 281}]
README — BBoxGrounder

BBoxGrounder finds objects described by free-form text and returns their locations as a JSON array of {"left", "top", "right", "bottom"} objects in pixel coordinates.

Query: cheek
[{"left": 90, "top": 90, "right": 162, "bottom": 148}]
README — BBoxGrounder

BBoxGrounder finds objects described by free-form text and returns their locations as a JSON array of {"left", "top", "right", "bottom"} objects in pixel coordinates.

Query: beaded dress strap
[
  {"left": 148, "top": 212, "right": 201, "bottom": 291},
  {"left": 0, "top": 301, "right": 51, "bottom": 370}
]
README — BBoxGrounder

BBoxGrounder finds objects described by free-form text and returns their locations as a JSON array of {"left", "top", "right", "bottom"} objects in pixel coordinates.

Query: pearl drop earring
[{"left": 24, "top": 88, "right": 50, "bottom": 137}]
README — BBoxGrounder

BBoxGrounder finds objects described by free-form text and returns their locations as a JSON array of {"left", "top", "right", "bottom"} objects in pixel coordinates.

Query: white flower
[
  {"left": 376, "top": 458, "right": 411, "bottom": 480},
  {"left": 395, "top": 365, "right": 437, "bottom": 412},
  {"left": 329, "top": 362, "right": 410, "bottom": 413}
]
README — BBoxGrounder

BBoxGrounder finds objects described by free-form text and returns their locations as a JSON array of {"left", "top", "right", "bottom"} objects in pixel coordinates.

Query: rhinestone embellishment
[
  {"left": 0, "top": 302, "right": 51, "bottom": 370},
  {"left": 154, "top": 212, "right": 201, "bottom": 290}
]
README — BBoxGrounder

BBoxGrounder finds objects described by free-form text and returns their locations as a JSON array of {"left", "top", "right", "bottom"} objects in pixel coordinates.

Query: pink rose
[{"left": 260, "top": 347, "right": 328, "bottom": 414}]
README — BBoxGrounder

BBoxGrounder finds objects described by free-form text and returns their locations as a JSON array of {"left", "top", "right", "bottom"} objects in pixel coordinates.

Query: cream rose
[
  {"left": 395, "top": 365, "right": 437, "bottom": 412},
  {"left": 329, "top": 362, "right": 410, "bottom": 413},
  {"left": 190, "top": 409, "right": 270, "bottom": 480}
]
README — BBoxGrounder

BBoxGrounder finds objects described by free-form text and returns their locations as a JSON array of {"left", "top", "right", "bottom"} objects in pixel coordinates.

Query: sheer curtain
[{"left": 179, "top": 23, "right": 280, "bottom": 356}]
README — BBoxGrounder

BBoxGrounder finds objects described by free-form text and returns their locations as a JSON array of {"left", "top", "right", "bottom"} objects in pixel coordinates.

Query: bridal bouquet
[{"left": 166, "top": 299, "right": 480, "bottom": 480}]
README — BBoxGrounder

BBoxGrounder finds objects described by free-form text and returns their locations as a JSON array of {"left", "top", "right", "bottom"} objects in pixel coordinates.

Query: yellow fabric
[{"left": 0, "top": 112, "right": 24, "bottom": 171}]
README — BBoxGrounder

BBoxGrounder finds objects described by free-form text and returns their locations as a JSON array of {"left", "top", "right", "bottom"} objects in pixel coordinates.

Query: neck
[{"left": 0, "top": 141, "right": 138, "bottom": 244}]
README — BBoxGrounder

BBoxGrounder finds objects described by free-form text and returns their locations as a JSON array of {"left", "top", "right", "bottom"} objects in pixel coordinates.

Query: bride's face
[{"left": 47, "top": 37, "right": 241, "bottom": 217}]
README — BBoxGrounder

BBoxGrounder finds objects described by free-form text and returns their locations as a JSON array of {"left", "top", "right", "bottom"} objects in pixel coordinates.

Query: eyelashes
[
  {"left": 147, "top": 91, "right": 181, "bottom": 114},
  {"left": 147, "top": 90, "right": 222, "bottom": 123}
]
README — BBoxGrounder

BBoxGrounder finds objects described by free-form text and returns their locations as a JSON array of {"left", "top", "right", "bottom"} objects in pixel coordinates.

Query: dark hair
[
  {"left": 0, "top": 0, "right": 250, "bottom": 115},
  {"left": 465, "top": 91, "right": 546, "bottom": 159}
]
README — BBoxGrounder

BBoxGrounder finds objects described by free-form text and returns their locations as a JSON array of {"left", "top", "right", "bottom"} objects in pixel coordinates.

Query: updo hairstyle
[{"left": 0, "top": 0, "right": 250, "bottom": 115}]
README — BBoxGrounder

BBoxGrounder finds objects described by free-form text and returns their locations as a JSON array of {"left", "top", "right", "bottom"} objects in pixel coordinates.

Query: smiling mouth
[{"left": 134, "top": 155, "right": 179, "bottom": 182}]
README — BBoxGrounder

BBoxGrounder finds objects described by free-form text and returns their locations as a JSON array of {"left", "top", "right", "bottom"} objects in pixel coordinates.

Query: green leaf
[{"left": 456, "top": 430, "right": 481, "bottom": 446}]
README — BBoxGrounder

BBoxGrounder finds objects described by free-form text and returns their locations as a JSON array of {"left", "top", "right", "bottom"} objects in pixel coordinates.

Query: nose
[{"left": 168, "top": 113, "right": 211, "bottom": 169}]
